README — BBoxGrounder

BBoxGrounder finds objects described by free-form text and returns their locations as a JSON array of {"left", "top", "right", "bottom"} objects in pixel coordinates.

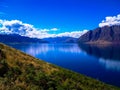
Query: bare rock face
[{"left": 78, "top": 25, "right": 120, "bottom": 44}]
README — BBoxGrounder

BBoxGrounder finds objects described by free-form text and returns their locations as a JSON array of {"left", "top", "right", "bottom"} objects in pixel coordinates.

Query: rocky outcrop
[{"left": 78, "top": 25, "right": 120, "bottom": 44}]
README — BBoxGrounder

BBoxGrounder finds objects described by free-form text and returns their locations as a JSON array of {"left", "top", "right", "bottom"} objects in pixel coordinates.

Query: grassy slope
[{"left": 0, "top": 43, "right": 119, "bottom": 90}]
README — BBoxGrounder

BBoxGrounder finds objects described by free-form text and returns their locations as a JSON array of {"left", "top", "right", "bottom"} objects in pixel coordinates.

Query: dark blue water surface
[{"left": 7, "top": 43, "right": 120, "bottom": 87}]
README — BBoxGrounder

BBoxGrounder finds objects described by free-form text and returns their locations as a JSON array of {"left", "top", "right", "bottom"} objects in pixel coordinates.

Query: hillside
[
  {"left": 0, "top": 34, "right": 47, "bottom": 43},
  {"left": 0, "top": 43, "right": 119, "bottom": 90},
  {"left": 78, "top": 25, "right": 120, "bottom": 44}
]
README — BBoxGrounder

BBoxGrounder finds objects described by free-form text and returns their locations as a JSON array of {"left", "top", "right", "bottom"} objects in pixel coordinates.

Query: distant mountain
[
  {"left": 0, "top": 34, "right": 47, "bottom": 43},
  {"left": 78, "top": 25, "right": 120, "bottom": 44},
  {"left": 43, "top": 37, "right": 78, "bottom": 43}
]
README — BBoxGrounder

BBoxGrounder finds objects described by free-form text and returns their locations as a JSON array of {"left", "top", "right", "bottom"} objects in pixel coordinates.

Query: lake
[{"left": 7, "top": 43, "right": 120, "bottom": 87}]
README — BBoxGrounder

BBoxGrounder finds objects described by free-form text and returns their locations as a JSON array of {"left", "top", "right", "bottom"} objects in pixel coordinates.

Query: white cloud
[
  {"left": 56, "top": 30, "right": 88, "bottom": 38},
  {"left": 0, "top": 19, "right": 88, "bottom": 38},
  {"left": 99, "top": 14, "right": 120, "bottom": 27},
  {"left": 0, "top": 19, "right": 49, "bottom": 38},
  {"left": 51, "top": 28, "right": 59, "bottom": 31}
]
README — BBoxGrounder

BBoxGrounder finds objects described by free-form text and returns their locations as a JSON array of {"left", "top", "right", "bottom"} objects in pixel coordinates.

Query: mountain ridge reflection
[
  {"left": 78, "top": 44, "right": 120, "bottom": 61},
  {"left": 79, "top": 44, "right": 120, "bottom": 71}
]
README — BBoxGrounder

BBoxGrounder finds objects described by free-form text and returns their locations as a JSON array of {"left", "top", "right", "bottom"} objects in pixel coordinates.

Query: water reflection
[
  {"left": 79, "top": 44, "right": 120, "bottom": 71},
  {"left": 9, "top": 43, "right": 82, "bottom": 56},
  {"left": 99, "top": 58, "right": 120, "bottom": 71},
  {"left": 22, "top": 44, "right": 54, "bottom": 56}
]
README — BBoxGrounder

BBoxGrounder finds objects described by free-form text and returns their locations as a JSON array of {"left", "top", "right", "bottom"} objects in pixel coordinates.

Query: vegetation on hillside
[{"left": 0, "top": 43, "right": 119, "bottom": 90}]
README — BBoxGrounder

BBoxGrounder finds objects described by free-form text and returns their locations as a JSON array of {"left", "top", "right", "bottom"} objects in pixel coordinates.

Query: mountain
[
  {"left": 0, "top": 34, "right": 47, "bottom": 43},
  {"left": 0, "top": 43, "right": 119, "bottom": 90},
  {"left": 43, "top": 37, "right": 78, "bottom": 43},
  {"left": 78, "top": 25, "right": 120, "bottom": 44},
  {"left": 0, "top": 34, "right": 77, "bottom": 43}
]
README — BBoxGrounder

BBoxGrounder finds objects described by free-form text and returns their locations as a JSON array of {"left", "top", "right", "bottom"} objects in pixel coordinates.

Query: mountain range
[
  {"left": 78, "top": 25, "right": 120, "bottom": 44},
  {"left": 0, "top": 34, "right": 47, "bottom": 43},
  {"left": 1, "top": 25, "right": 120, "bottom": 44},
  {"left": 0, "top": 34, "right": 77, "bottom": 43},
  {"left": 43, "top": 37, "right": 78, "bottom": 43}
]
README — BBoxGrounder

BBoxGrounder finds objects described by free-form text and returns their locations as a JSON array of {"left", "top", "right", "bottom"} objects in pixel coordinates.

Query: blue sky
[{"left": 0, "top": 0, "right": 120, "bottom": 38}]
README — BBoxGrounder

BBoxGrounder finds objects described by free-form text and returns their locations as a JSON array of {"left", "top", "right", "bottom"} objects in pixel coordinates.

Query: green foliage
[{"left": 0, "top": 43, "right": 119, "bottom": 90}]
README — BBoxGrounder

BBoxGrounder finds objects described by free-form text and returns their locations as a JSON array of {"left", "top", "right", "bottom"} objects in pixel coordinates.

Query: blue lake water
[{"left": 7, "top": 43, "right": 120, "bottom": 87}]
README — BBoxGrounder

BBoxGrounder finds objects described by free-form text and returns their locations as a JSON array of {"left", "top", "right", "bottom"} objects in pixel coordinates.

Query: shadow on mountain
[{"left": 78, "top": 44, "right": 120, "bottom": 61}]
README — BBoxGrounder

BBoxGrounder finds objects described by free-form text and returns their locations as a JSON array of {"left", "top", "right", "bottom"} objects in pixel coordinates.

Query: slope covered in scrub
[{"left": 0, "top": 43, "right": 119, "bottom": 90}]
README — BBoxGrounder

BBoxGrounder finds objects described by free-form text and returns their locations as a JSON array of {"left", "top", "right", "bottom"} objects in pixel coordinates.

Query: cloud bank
[
  {"left": 99, "top": 14, "right": 120, "bottom": 27},
  {"left": 55, "top": 30, "right": 88, "bottom": 38},
  {"left": 0, "top": 19, "right": 88, "bottom": 38}
]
